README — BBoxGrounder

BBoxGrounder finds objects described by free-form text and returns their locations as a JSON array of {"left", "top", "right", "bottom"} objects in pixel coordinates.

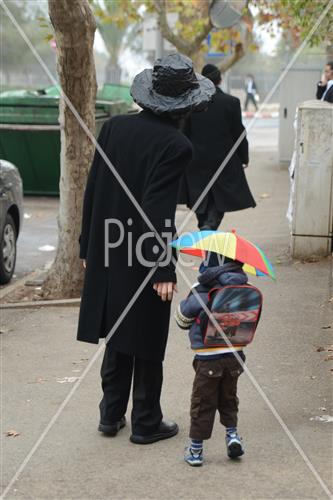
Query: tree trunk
[{"left": 42, "top": 0, "right": 97, "bottom": 299}]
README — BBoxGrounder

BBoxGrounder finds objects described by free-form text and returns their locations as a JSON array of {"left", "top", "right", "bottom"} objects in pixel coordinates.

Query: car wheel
[{"left": 0, "top": 213, "right": 17, "bottom": 284}]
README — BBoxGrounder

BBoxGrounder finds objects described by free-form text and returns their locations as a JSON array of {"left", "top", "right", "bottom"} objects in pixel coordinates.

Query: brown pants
[{"left": 190, "top": 353, "right": 245, "bottom": 440}]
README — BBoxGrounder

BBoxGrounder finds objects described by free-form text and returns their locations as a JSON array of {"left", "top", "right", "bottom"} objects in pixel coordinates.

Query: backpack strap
[
  {"left": 207, "top": 286, "right": 223, "bottom": 301},
  {"left": 197, "top": 287, "right": 223, "bottom": 335}
]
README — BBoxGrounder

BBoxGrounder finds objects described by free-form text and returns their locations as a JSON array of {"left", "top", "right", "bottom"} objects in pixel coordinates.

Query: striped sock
[
  {"left": 226, "top": 426, "right": 237, "bottom": 436},
  {"left": 190, "top": 439, "right": 203, "bottom": 454}
]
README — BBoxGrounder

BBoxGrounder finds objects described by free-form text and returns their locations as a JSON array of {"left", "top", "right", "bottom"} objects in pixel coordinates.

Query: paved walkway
[{"left": 2, "top": 126, "right": 332, "bottom": 499}]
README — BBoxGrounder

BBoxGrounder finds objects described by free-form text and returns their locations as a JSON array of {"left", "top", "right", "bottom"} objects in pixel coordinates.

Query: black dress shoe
[
  {"left": 98, "top": 416, "right": 126, "bottom": 436},
  {"left": 130, "top": 420, "right": 179, "bottom": 444}
]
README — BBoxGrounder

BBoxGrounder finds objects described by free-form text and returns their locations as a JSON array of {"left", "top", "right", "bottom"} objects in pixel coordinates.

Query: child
[{"left": 175, "top": 252, "right": 262, "bottom": 466}]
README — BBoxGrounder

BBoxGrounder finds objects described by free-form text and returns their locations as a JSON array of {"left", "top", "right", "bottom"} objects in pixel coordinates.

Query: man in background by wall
[{"left": 316, "top": 61, "right": 333, "bottom": 103}]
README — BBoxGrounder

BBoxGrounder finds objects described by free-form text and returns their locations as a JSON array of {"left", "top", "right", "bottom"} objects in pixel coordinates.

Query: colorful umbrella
[{"left": 171, "top": 229, "right": 276, "bottom": 280}]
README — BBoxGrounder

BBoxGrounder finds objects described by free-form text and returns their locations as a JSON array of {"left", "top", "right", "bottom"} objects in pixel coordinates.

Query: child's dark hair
[{"left": 201, "top": 251, "right": 243, "bottom": 270}]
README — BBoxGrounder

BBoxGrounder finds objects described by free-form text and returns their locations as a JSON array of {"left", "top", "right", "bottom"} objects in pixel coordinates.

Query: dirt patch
[{"left": 1, "top": 284, "right": 44, "bottom": 304}]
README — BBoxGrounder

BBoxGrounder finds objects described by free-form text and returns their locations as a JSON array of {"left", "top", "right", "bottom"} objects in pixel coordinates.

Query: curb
[
  {"left": 242, "top": 111, "right": 279, "bottom": 119},
  {"left": 0, "top": 298, "right": 81, "bottom": 309}
]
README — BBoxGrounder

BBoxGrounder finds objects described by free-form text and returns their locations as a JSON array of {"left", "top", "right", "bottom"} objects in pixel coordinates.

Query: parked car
[{"left": 0, "top": 160, "right": 23, "bottom": 284}]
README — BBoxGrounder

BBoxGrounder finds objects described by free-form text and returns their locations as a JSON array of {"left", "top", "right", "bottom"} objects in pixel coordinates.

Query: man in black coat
[
  {"left": 179, "top": 64, "right": 256, "bottom": 230},
  {"left": 316, "top": 61, "right": 333, "bottom": 103},
  {"left": 77, "top": 54, "right": 215, "bottom": 444}
]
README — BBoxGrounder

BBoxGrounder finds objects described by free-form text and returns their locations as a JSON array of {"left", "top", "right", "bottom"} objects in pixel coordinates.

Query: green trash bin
[
  {"left": 0, "top": 87, "right": 131, "bottom": 196},
  {"left": 97, "top": 83, "right": 133, "bottom": 106}
]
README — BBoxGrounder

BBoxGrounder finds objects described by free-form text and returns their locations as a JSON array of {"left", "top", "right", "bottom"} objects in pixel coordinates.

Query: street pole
[{"left": 155, "top": 21, "right": 164, "bottom": 60}]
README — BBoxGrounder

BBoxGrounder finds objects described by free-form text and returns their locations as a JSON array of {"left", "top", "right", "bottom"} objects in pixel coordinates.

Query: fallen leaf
[
  {"left": 310, "top": 415, "right": 333, "bottom": 423},
  {"left": 302, "top": 256, "right": 320, "bottom": 263},
  {"left": 6, "top": 430, "right": 20, "bottom": 437},
  {"left": 322, "top": 325, "right": 332, "bottom": 329},
  {"left": 259, "top": 193, "right": 270, "bottom": 199},
  {"left": 310, "top": 376, "right": 316, "bottom": 379},
  {"left": 324, "top": 355, "right": 333, "bottom": 361},
  {"left": 319, "top": 407, "right": 327, "bottom": 411},
  {"left": 316, "top": 346, "right": 325, "bottom": 352}
]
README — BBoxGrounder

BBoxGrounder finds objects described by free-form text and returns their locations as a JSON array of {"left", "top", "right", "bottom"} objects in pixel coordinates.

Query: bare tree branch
[{"left": 154, "top": 0, "right": 213, "bottom": 57}]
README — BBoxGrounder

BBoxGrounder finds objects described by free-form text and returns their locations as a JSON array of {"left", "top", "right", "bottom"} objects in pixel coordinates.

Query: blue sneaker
[
  {"left": 225, "top": 432, "right": 244, "bottom": 459},
  {"left": 184, "top": 446, "right": 203, "bottom": 467}
]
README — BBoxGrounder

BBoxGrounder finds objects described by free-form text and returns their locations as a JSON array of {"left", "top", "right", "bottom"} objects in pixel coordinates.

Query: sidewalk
[{"left": 2, "top": 131, "right": 332, "bottom": 499}]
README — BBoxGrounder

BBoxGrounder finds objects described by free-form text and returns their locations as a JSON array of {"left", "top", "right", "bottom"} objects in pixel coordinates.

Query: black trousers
[
  {"left": 190, "top": 353, "right": 245, "bottom": 440},
  {"left": 100, "top": 345, "right": 163, "bottom": 435},
  {"left": 244, "top": 92, "right": 258, "bottom": 111},
  {"left": 196, "top": 191, "right": 224, "bottom": 231}
]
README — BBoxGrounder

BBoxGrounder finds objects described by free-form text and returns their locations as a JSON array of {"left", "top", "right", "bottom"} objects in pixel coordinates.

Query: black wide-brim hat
[{"left": 130, "top": 53, "right": 216, "bottom": 116}]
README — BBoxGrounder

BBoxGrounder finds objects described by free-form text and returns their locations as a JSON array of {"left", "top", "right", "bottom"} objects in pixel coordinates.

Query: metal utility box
[
  {"left": 291, "top": 100, "right": 333, "bottom": 258},
  {"left": 279, "top": 59, "right": 325, "bottom": 166}
]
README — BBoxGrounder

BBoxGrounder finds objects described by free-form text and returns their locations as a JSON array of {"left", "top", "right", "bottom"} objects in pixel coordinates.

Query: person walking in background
[
  {"left": 178, "top": 64, "right": 256, "bottom": 231},
  {"left": 316, "top": 61, "right": 333, "bottom": 103},
  {"left": 77, "top": 54, "right": 215, "bottom": 445},
  {"left": 244, "top": 74, "right": 258, "bottom": 111}
]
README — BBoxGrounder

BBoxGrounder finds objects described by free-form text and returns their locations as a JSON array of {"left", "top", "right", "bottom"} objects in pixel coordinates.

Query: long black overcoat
[
  {"left": 178, "top": 87, "right": 256, "bottom": 213},
  {"left": 77, "top": 110, "right": 193, "bottom": 361}
]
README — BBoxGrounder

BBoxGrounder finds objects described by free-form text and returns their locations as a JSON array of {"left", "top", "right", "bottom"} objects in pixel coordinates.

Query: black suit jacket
[
  {"left": 179, "top": 87, "right": 255, "bottom": 213},
  {"left": 316, "top": 82, "right": 333, "bottom": 103}
]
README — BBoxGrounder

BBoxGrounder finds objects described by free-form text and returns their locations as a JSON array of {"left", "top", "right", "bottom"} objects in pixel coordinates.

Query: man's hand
[
  {"left": 82, "top": 259, "right": 86, "bottom": 269},
  {"left": 320, "top": 72, "right": 328, "bottom": 86},
  {"left": 153, "top": 282, "right": 178, "bottom": 301},
  {"left": 243, "top": 163, "right": 249, "bottom": 169}
]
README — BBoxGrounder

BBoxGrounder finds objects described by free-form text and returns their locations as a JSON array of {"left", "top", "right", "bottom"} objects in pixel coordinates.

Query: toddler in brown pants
[{"left": 175, "top": 253, "right": 262, "bottom": 466}]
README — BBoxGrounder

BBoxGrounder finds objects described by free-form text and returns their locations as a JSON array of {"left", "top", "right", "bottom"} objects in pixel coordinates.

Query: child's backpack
[{"left": 197, "top": 285, "right": 263, "bottom": 347}]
